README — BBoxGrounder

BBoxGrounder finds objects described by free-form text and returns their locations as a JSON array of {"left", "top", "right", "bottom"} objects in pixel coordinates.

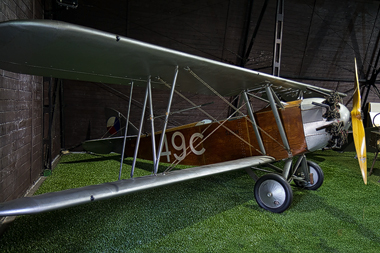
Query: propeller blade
[{"left": 351, "top": 58, "right": 367, "bottom": 184}]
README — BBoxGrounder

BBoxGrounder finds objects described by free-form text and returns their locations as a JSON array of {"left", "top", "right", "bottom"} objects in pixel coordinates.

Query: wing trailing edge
[{"left": 0, "top": 156, "right": 274, "bottom": 217}]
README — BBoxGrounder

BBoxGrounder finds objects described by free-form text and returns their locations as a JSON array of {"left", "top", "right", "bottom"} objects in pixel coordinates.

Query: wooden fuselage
[{"left": 125, "top": 100, "right": 307, "bottom": 166}]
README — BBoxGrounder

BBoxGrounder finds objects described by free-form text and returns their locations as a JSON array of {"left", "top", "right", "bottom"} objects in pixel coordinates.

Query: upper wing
[
  {"left": 0, "top": 155, "right": 274, "bottom": 216},
  {"left": 0, "top": 20, "right": 343, "bottom": 98}
]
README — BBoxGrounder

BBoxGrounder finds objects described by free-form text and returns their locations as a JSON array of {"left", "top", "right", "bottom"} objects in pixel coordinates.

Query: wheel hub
[
  {"left": 258, "top": 179, "right": 286, "bottom": 208},
  {"left": 254, "top": 173, "right": 293, "bottom": 213}
]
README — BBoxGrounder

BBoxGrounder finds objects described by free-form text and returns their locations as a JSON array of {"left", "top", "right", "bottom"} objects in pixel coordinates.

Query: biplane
[{"left": 0, "top": 20, "right": 366, "bottom": 215}]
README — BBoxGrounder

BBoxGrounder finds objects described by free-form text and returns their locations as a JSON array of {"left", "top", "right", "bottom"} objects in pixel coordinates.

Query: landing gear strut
[{"left": 293, "top": 160, "right": 324, "bottom": 190}]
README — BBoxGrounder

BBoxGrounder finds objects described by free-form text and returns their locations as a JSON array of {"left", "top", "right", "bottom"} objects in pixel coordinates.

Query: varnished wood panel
[
  {"left": 125, "top": 103, "right": 307, "bottom": 166},
  {"left": 254, "top": 101, "right": 307, "bottom": 160},
  {"left": 125, "top": 118, "right": 253, "bottom": 166}
]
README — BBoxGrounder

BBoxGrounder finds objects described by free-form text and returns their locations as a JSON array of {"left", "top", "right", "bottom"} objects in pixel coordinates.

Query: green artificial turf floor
[{"left": 1, "top": 150, "right": 380, "bottom": 252}]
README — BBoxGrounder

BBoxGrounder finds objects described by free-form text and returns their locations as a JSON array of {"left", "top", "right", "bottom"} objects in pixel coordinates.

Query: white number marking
[
  {"left": 172, "top": 132, "right": 187, "bottom": 161},
  {"left": 160, "top": 131, "right": 206, "bottom": 162}
]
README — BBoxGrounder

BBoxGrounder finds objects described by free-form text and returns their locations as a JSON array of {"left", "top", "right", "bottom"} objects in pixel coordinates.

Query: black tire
[
  {"left": 254, "top": 173, "right": 293, "bottom": 213},
  {"left": 294, "top": 161, "right": 324, "bottom": 190}
]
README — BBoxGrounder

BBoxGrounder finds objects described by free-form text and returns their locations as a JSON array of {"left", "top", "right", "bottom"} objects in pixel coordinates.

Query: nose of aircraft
[
  {"left": 338, "top": 103, "right": 351, "bottom": 131},
  {"left": 300, "top": 97, "right": 351, "bottom": 151}
]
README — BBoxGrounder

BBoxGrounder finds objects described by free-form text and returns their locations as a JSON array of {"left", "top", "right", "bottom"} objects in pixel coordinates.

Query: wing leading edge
[
  {"left": 0, "top": 156, "right": 274, "bottom": 216},
  {"left": 0, "top": 20, "right": 343, "bottom": 98}
]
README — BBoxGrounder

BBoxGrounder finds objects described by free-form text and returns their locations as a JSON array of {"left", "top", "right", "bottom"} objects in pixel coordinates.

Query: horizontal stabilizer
[
  {"left": 82, "top": 136, "right": 127, "bottom": 154},
  {"left": 0, "top": 156, "right": 274, "bottom": 216}
]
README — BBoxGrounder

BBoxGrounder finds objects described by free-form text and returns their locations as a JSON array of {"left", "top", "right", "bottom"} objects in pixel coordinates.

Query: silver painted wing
[
  {"left": 0, "top": 156, "right": 274, "bottom": 216},
  {"left": 0, "top": 20, "right": 342, "bottom": 98}
]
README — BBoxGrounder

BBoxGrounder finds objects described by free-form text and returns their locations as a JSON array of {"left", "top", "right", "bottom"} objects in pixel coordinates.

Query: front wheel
[{"left": 254, "top": 173, "right": 293, "bottom": 213}]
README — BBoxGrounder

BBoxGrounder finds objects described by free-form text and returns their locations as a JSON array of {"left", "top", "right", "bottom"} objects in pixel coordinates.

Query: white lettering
[
  {"left": 190, "top": 133, "right": 205, "bottom": 155},
  {"left": 160, "top": 131, "right": 207, "bottom": 162}
]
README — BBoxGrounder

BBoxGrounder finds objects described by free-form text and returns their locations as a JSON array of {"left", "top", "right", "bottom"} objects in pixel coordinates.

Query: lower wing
[{"left": 0, "top": 156, "right": 274, "bottom": 216}]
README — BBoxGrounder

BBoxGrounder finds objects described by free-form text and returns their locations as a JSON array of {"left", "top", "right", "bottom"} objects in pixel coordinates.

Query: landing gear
[
  {"left": 254, "top": 173, "right": 293, "bottom": 213},
  {"left": 293, "top": 160, "right": 324, "bottom": 190},
  {"left": 252, "top": 155, "right": 324, "bottom": 213}
]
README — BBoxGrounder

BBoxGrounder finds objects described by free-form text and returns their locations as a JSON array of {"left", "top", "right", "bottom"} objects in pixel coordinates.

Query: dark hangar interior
[{"left": 1, "top": 0, "right": 380, "bottom": 212}]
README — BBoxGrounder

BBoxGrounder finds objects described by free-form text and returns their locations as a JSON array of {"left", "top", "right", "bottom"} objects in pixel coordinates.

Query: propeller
[{"left": 351, "top": 58, "right": 367, "bottom": 184}]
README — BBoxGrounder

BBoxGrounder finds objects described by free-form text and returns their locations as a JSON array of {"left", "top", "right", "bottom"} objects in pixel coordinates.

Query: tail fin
[
  {"left": 82, "top": 108, "right": 138, "bottom": 154},
  {"left": 105, "top": 107, "right": 138, "bottom": 137}
]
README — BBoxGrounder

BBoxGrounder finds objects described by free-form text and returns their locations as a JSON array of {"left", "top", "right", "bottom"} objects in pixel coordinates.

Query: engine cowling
[{"left": 301, "top": 97, "right": 350, "bottom": 152}]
